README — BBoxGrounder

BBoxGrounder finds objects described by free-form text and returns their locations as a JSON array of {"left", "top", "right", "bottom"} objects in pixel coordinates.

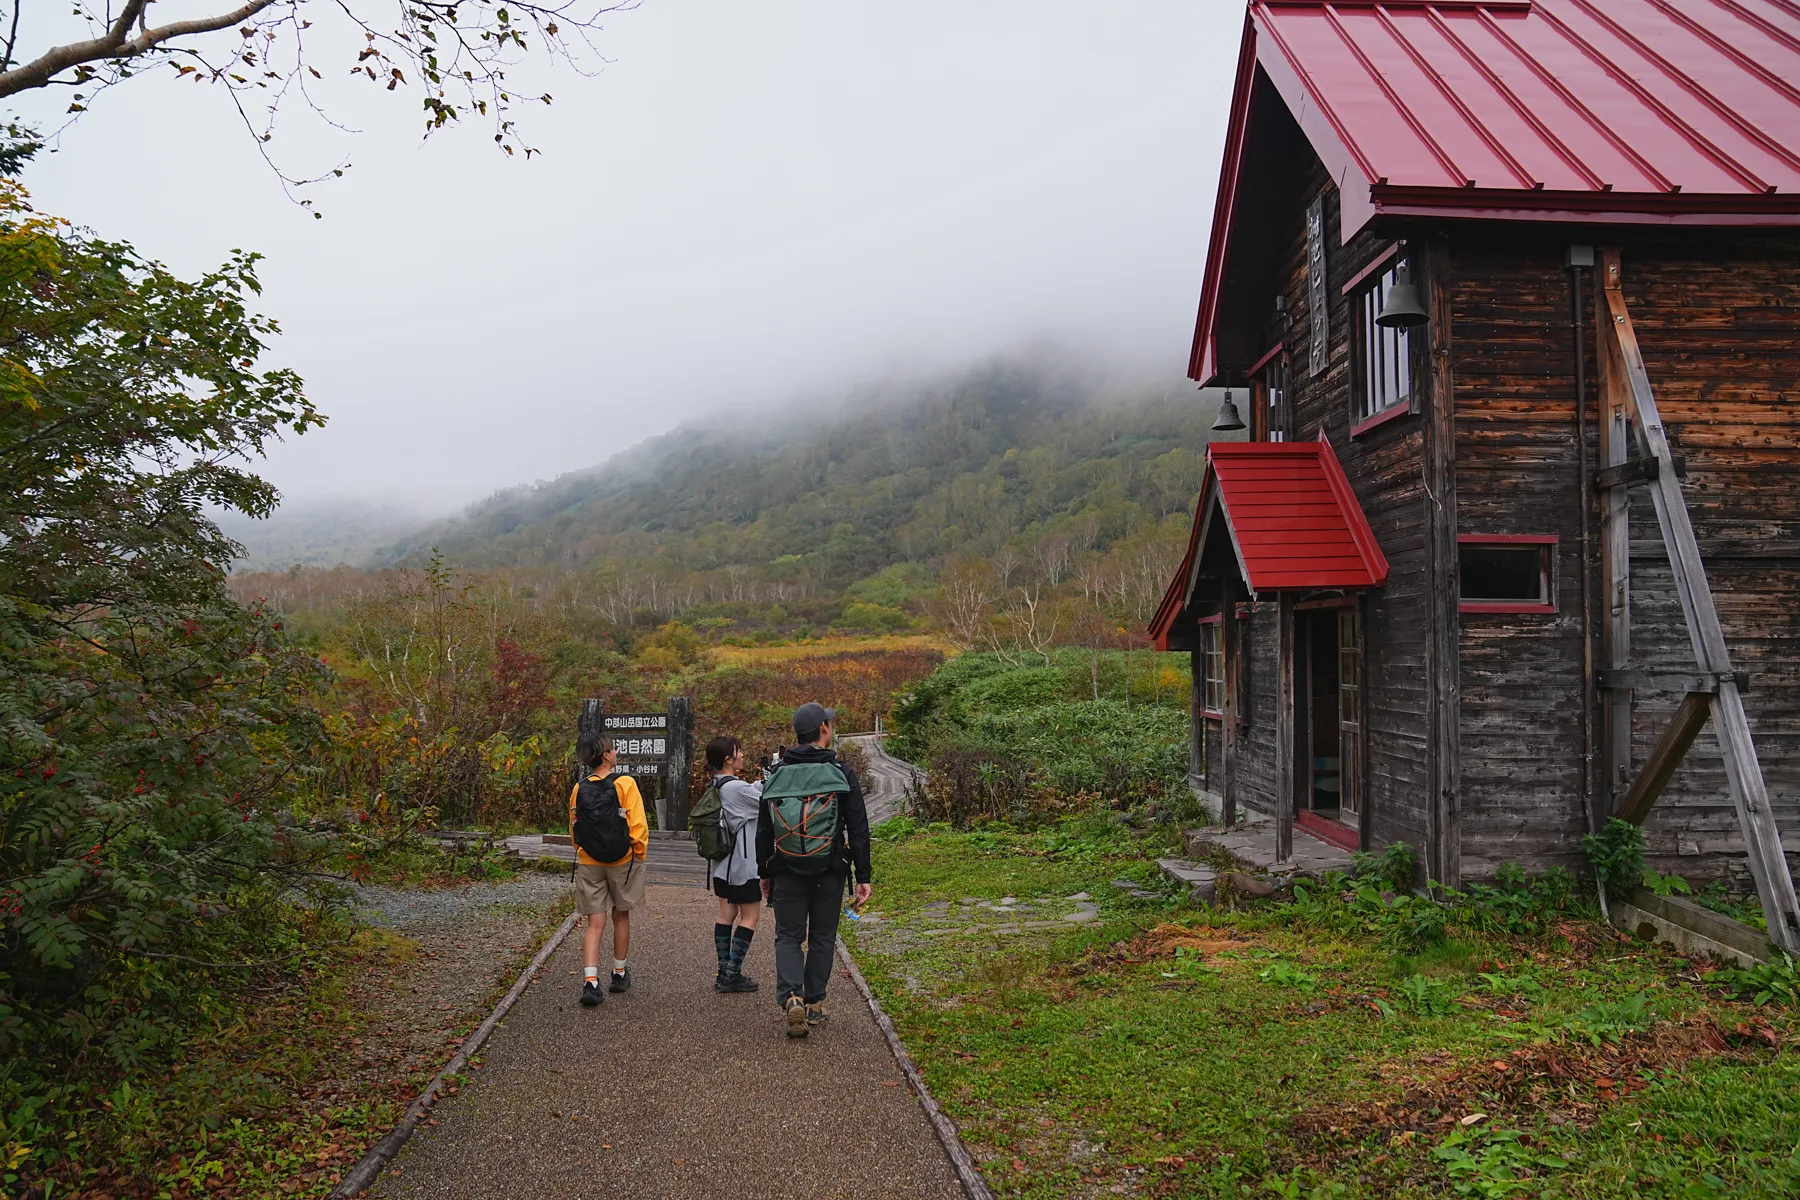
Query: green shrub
[
  {"left": 1394, "top": 973, "right": 1460, "bottom": 1016},
  {"left": 1351, "top": 841, "right": 1416, "bottom": 892},
  {"left": 1711, "top": 951, "right": 1799, "bottom": 1008},
  {"left": 838, "top": 602, "right": 910, "bottom": 632},
  {"left": 1431, "top": 1128, "right": 1570, "bottom": 1198},
  {"left": 1453, "top": 863, "right": 1578, "bottom": 936},
  {"left": 1581, "top": 818, "right": 1647, "bottom": 901}
]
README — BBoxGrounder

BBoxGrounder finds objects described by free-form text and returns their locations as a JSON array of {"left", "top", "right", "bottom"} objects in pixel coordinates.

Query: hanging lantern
[
  {"left": 1212, "top": 388, "right": 1246, "bottom": 432},
  {"left": 1375, "top": 262, "right": 1429, "bottom": 329}
]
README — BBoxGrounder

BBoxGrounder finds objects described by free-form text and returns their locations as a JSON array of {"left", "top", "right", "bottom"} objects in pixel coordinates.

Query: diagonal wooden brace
[
  {"left": 1600, "top": 248, "right": 1800, "bottom": 954},
  {"left": 1614, "top": 693, "right": 1711, "bottom": 827}
]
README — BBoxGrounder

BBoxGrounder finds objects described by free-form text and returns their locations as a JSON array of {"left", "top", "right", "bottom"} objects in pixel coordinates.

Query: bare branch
[{"left": 3, "top": 1, "right": 23, "bottom": 74}]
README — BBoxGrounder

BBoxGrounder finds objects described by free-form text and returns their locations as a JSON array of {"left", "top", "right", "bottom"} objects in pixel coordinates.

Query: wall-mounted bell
[
  {"left": 1375, "top": 262, "right": 1429, "bottom": 329},
  {"left": 1212, "top": 388, "right": 1246, "bottom": 432}
]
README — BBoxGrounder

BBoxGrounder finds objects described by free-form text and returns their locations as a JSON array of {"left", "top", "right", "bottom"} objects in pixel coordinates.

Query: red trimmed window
[
  {"left": 1352, "top": 262, "right": 1414, "bottom": 424},
  {"left": 1458, "top": 535, "right": 1557, "bottom": 614},
  {"left": 1199, "top": 617, "right": 1225, "bottom": 716}
]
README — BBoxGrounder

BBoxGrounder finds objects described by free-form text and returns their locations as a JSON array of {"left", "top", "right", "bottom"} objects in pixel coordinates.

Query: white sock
[
  {"left": 613, "top": 959, "right": 627, "bottom": 973},
  {"left": 584, "top": 967, "right": 599, "bottom": 984}
]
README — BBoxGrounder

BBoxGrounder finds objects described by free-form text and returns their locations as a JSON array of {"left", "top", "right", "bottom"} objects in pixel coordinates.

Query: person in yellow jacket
[{"left": 568, "top": 736, "right": 648, "bottom": 1006}]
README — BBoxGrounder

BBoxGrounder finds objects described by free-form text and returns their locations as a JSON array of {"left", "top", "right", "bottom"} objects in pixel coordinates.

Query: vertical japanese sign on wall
[{"left": 1307, "top": 194, "right": 1328, "bottom": 378}]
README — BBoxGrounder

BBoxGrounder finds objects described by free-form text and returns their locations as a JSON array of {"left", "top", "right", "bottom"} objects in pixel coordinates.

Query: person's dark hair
[
  {"left": 705, "top": 734, "right": 741, "bottom": 773},
  {"left": 577, "top": 734, "right": 614, "bottom": 769}
]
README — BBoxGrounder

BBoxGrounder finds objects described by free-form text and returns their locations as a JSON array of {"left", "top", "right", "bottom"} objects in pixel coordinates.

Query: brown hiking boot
[
  {"left": 805, "top": 1002, "right": 828, "bottom": 1026},
  {"left": 784, "top": 996, "right": 809, "bottom": 1038}
]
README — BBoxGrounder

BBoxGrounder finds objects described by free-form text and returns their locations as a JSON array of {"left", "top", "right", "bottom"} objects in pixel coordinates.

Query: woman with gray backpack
[{"left": 694, "top": 734, "right": 763, "bottom": 993}]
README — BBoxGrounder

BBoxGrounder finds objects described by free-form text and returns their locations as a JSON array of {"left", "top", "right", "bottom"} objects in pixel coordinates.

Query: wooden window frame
[
  {"left": 1458, "top": 534, "right": 1558, "bottom": 614},
  {"left": 1248, "top": 343, "right": 1288, "bottom": 444},
  {"left": 1199, "top": 615, "right": 1226, "bottom": 718},
  {"left": 1350, "top": 254, "right": 1416, "bottom": 430}
]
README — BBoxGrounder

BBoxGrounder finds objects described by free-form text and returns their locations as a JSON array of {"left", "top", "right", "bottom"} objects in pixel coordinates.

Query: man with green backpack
[{"left": 756, "top": 702, "right": 872, "bottom": 1038}]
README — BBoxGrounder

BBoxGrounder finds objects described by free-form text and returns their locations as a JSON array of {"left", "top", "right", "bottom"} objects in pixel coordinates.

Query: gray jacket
[{"left": 712, "top": 776, "right": 763, "bottom": 887}]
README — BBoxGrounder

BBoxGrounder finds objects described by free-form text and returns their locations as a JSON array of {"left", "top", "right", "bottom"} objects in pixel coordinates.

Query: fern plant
[{"left": 1581, "top": 818, "right": 1647, "bottom": 901}]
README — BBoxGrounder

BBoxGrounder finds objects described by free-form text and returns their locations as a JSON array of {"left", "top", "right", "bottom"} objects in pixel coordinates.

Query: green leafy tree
[{"left": 0, "top": 182, "right": 325, "bottom": 1035}]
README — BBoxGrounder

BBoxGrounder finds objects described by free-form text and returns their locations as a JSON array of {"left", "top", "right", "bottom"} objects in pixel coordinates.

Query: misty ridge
[{"left": 228, "top": 354, "right": 1228, "bottom": 582}]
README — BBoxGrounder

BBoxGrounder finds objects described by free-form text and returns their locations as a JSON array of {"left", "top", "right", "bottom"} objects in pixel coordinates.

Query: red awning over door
[{"left": 1150, "top": 441, "right": 1389, "bottom": 649}]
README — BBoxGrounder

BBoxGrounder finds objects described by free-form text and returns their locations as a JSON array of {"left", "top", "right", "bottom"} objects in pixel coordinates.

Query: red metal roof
[
  {"left": 1191, "top": 0, "right": 1800, "bottom": 381},
  {"left": 1149, "top": 441, "right": 1389, "bottom": 648}
]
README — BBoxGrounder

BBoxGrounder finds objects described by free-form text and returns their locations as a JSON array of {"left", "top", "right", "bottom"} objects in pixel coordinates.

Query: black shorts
[{"left": 713, "top": 876, "right": 762, "bottom": 905}]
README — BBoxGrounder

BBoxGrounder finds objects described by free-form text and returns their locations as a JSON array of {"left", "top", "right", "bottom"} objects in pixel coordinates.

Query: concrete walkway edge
[
  {"left": 836, "top": 935, "right": 995, "bottom": 1200},
  {"left": 333, "top": 908, "right": 580, "bottom": 1199}
]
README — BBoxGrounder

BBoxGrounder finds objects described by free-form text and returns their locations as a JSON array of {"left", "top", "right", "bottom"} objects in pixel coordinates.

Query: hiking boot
[
  {"left": 714, "top": 970, "right": 731, "bottom": 993},
  {"left": 784, "top": 996, "right": 809, "bottom": 1038},
  {"left": 609, "top": 968, "right": 632, "bottom": 993},
  {"left": 805, "top": 1002, "right": 829, "bottom": 1027},
  {"left": 720, "top": 971, "right": 760, "bottom": 994},
  {"left": 579, "top": 979, "right": 604, "bottom": 1007}
]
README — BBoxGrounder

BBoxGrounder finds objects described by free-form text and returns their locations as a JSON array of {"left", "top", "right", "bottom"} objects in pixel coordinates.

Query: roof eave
[
  {"left": 1188, "top": 13, "right": 1262, "bottom": 385},
  {"left": 1370, "top": 185, "right": 1800, "bottom": 227}
]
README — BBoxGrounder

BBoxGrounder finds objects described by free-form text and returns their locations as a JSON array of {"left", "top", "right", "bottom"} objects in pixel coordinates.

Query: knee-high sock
[
  {"left": 713, "top": 922, "right": 732, "bottom": 973},
  {"left": 728, "top": 925, "right": 756, "bottom": 976}
]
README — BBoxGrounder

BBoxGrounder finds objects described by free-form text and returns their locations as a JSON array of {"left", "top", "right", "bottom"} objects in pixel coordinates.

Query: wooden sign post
[{"left": 577, "top": 697, "right": 696, "bottom": 832}]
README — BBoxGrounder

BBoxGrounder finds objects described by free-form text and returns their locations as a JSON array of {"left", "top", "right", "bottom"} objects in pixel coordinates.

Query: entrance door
[
  {"left": 1337, "top": 608, "right": 1362, "bottom": 827},
  {"left": 1298, "top": 607, "right": 1361, "bottom": 834}
]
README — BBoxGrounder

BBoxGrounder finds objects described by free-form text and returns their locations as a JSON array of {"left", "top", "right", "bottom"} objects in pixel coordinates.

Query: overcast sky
[{"left": 12, "top": 0, "right": 1239, "bottom": 515}]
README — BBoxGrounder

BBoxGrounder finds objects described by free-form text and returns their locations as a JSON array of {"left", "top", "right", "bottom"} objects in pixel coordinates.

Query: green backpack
[
  {"left": 690, "top": 775, "right": 734, "bottom": 863},
  {"left": 763, "top": 760, "right": 849, "bottom": 873}
]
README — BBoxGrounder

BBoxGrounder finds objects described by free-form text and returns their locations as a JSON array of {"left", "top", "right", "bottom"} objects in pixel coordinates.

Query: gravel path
[
  {"left": 355, "top": 871, "right": 577, "bottom": 931},
  {"left": 310, "top": 873, "right": 576, "bottom": 1115},
  {"left": 371, "top": 883, "right": 965, "bottom": 1200}
]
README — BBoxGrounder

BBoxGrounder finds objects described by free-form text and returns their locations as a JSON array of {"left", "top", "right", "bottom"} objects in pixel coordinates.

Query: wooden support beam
[
  {"left": 1220, "top": 579, "right": 1241, "bottom": 827},
  {"left": 1615, "top": 692, "right": 1712, "bottom": 826},
  {"left": 1599, "top": 248, "right": 1800, "bottom": 955},
  {"left": 1595, "top": 264, "right": 1633, "bottom": 818},
  {"left": 1596, "top": 669, "right": 1749, "bottom": 694},
  {"left": 1189, "top": 635, "right": 1205, "bottom": 791},
  {"left": 1275, "top": 591, "right": 1295, "bottom": 864},
  {"left": 1421, "top": 238, "right": 1462, "bottom": 889},
  {"left": 1594, "top": 455, "right": 1685, "bottom": 491}
]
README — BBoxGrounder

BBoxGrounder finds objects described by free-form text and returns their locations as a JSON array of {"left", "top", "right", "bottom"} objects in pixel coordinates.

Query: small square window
[
  {"left": 1458, "top": 537, "right": 1556, "bottom": 613},
  {"left": 1355, "top": 263, "right": 1414, "bottom": 421}
]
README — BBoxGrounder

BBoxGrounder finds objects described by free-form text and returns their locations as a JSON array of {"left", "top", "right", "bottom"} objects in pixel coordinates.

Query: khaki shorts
[{"left": 576, "top": 859, "right": 646, "bottom": 915}]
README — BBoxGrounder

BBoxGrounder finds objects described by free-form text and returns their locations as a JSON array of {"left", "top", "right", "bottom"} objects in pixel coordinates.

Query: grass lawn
[{"left": 845, "top": 819, "right": 1799, "bottom": 1199}]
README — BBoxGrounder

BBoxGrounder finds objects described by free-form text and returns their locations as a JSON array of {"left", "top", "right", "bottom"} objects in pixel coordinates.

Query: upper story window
[
  {"left": 1355, "top": 263, "right": 1413, "bottom": 421},
  {"left": 1251, "top": 351, "right": 1288, "bottom": 443}
]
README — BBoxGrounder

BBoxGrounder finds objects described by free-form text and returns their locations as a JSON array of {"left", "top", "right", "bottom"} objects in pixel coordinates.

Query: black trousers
[{"left": 770, "top": 869, "right": 845, "bottom": 1005}]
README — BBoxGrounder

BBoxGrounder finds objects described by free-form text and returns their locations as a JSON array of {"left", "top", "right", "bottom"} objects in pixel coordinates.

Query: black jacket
[{"left": 755, "top": 743, "right": 872, "bottom": 885}]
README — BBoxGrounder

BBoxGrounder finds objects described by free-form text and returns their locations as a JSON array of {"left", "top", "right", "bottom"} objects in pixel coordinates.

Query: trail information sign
[
  {"left": 574, "top": 697, "right": 696, "bottom": 830},
  {"left": 602, "top": 712, "right": 670, "bottom": 776}
]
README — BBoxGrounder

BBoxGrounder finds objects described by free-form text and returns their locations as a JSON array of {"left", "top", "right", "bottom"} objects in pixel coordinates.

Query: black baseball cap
[{"left": 793, "top": 702, "right": 836, "bottom": 739}]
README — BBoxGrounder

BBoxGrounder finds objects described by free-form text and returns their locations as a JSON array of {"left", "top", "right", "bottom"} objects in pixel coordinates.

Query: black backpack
[{"left": 572, "top": 771, "right": 633, "bottom": 864}]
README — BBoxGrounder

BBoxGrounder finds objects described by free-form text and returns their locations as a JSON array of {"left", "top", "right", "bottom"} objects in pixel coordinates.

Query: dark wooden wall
[
  {"left": 1214, "top": 136, "right": 1438, "bottom": 858},
  {"left": 1614, "top": 232, "right": 1800, "bottom": 885},
  {"left": 1448, "top": 227, "right": 1800, "bottom": 883},
  {"left": 1450, "top": 236, "right": 1593, "bottom": 879}
]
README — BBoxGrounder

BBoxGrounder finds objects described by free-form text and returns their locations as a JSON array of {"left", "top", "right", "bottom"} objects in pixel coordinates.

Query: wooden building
[{"left": 1148, "top": 0, "right": 1800, "bottom": 953}]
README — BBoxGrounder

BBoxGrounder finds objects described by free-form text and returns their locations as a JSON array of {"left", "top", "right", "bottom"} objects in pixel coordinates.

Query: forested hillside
[{"left": 379, "top": 361, "right": 1222, "bottom": 589}]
